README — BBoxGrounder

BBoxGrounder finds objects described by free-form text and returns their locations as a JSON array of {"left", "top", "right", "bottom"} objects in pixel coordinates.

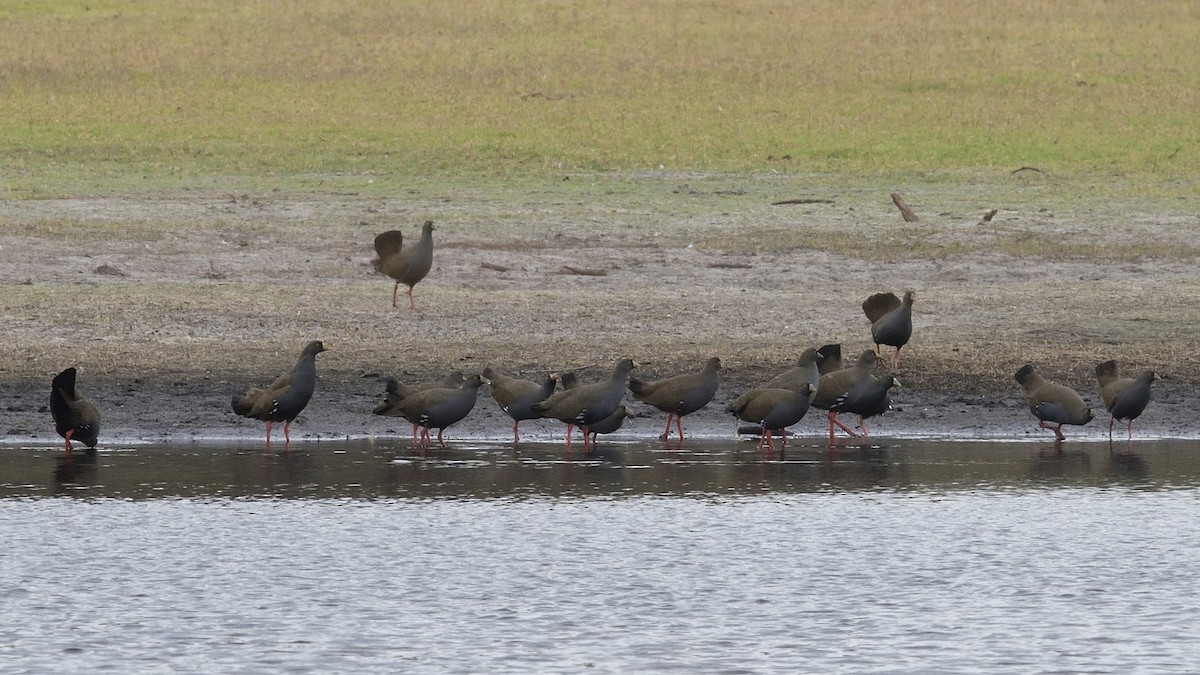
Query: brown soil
[{"left": 3, "top": 179, "right": 1198, "bottom": 445}]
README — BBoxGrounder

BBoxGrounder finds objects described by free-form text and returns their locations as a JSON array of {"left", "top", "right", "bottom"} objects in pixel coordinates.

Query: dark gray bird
[
  {"left": 1015, "top": 364, "right": 1095, "bottom": 441},
  {"left": 628, "top": 356, "right": 721, "bottom": 442},
  {"left": 532, "top": 358, "right": 636, "bottom": 450},
  {"left": 374, "top": 374, "right": 487, "bottom": 448},
  {"left": 586, "top": 405, "right": 637, "bottom": 443},
  {"left": 862, "top": 291, "right": 914, "bottom": 370},
  {"left": 728, "top": 384, "right": 814, "bottom": 451},
  {"left": 1095, "top": 360, "right": 1160, "bottom": 442},
  {"left": 832, "top": 374, "right": 901, "bottom": 438},
  {"left": 370, "top": 370, "right": 466, "bottom": 442},
  {"left": 483, "top": 367, "right": 556, "bottom": 444},
  {"left": 372, "top": 220, "right": 435, "bottom": 309},
  {"left": 728, "top": 348, "right": 823, "bottom": 433},
  {"left": 812, "top": 350, "right": 879, "bottom": 443},
  {"left": 232, "top": 340, "right": 327, "bottom": 450},
  {"left": 50, "top": 367, "right": 100, "bottom": 456}
]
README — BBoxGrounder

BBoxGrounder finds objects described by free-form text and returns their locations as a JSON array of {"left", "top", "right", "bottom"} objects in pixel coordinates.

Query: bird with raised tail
[
  {"left": 232, "top": 340, "right": 327, "bottom": 450},
  {"left": 372, "top": 220, "right": 435, "bottom": 309},
  {"left": 628, "top": 357, "right": 721, "bottom": 442},
  {"left": 1095, "top": 360, "right": 1160, "bottom": 442},
  {"left": 50, "top": 367, "right": 100, "bottom": 457},
  {"left": 862, "top": 290, "right": 914, "bottom": 370},
  {"left": 1015, "top": 364, "right": 1095, "bottom": 441}
]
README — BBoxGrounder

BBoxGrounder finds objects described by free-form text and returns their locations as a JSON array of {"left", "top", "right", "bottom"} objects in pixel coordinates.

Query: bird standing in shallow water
[
  {"left": 482, "top": 367, "right": 556, "bottom": 444},
  {"left": 832, "top": 374, "right": 900, "bottom": 438},
  {"left": 1014, "top": 364, "right": 1095, "bottom": 441},
  {"left": 232, "top": 341, "right": 327, "bottom": 451},
  {"left": 862, "top": 290, "right": 914, "bottom": 370},
  {"left": 374, "top": 375, "right": 487, "bottom": 449},
  {"left": 372, "top": 220, "right": 435, "bottom": 309},
  {"left": 628, "top": 357, "right": 722, "bottom": 443},
  {"left": 1095, "top": 360, "right": 1160, "bottom": 442},
  {"left": 586, "top": 405, "right": 637, "bottom": 444},
  {"left": 50, "top": 367, "right": 100, "bottom": 457},
  {"left": 728, "top": 384, "right": 814, "bottom": 451},
  {"left": 532, "top": 358, "right": 635, "bottom": 451},
  {"left": 812, "top": 350, "right": 879, "bottom": 444}
]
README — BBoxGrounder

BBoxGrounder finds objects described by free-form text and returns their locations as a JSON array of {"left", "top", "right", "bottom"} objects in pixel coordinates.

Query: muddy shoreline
[
  {"left": 3, "top": 180, "right": 1198, "bottom": 448},
  {"left": 2, "top": 369, "right": 1193, "bottom": 448}
]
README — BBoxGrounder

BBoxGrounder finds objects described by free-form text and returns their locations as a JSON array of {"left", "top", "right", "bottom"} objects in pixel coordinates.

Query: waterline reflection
[{"left": 2, "top": 438, "right": 1197, "bottom": 500}]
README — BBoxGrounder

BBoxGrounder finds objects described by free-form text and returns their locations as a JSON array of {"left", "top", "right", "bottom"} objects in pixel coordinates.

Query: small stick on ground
[
  {"left": 559, "top": 266, "right": 608, "bottom": 277},
  {"left": 481, "top": 262, "right": 512, "bottom": 273},
  {"left": 980, "top": 209, "right": 998, "bottom": 224},
  {"left": 891, "top": 193, "right": 919, "bottom": 222}
]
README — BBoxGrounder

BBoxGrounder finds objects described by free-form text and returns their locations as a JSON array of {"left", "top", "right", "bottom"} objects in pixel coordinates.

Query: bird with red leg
[
  {"left": 232, "top": 340, "right": 326, "bottom": 451},
  {"left": 483, "top": 367, "right": 557, "bottom": 445},
  {"left": 1015, "top": 363, "right": 1095, "bottom": 442},
  {"left": 1095, "top": 360, "right": 1160, "bottom": 443},
  {"left": 531, "top": 358, "right": 636, "bottom": 451},
  {"left": 372, "top": 220, "right": 434, "bottom": 310},
  {"left": 629, "top": 356, "right": 721, "bottom": 444},
  {"left": 812, "top": 350, "right": 879, "bottom": 445},
  {"left": 373, "top": 374, "right": 487, "bottom": 450},
  {"left": 831, "top": 374, "right": 900, "bottom": 439},
  {"left": 728, "top": 384, "right": 814, "bottom": 452},
  {"left": 862, "top": 290, "right": 914, "bottom": 370},
  {"left": 50, "top": 367, "right": 100, "bottom": 458}
]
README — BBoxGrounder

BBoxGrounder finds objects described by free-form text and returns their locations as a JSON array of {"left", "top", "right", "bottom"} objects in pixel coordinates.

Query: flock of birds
[{"left": 46, "top": 220, "right": 1161, "bottom": 456}]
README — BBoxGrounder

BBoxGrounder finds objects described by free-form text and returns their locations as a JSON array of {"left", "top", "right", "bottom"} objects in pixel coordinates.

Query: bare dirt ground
[{"left": 3, "top": 174, "right": 1199, "bottom": 446}]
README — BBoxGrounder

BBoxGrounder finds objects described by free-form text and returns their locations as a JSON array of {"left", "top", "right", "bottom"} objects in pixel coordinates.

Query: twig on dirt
[
  {"left": 890, "top": 193, "right": 919, "bottom": 222},
  {"left": 1011, "top": 166, "right": 1043, "bottom": 175},
  {"left": 559, "top": 266, "right": 608, "bottom": 277},
  {"left": 709, "top": 262, "right": 753, "bottom": 269},
  {"left": 770, "top": 198, "right": 835, "bottom": 206},
  {"left": 481, "top": 262, "right": 512, "bottom": 273},
  {"left": 203, "top": 261, "right": 227, "bottom": 279}
]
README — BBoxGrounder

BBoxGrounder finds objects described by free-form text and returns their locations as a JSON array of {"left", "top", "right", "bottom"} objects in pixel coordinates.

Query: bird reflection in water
[{"left": 54, "top": 450, "right": 98, "bottom": 487}]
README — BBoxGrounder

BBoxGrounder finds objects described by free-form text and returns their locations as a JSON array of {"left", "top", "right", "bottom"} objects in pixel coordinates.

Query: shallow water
[{"left": 3, "top": 438, "right": 1200, "bottom": 673}]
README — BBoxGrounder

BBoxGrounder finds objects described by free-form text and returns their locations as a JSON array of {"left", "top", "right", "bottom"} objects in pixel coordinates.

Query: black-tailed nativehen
[
  {"left": 1015, "top": 364, "right": 1095, "bottom": 441},
  {"left": 232, "top": 340, "right": 327, "bottom": 450},
  {"left": 372, "top": 220, "right": 435, "bottom": 309}
]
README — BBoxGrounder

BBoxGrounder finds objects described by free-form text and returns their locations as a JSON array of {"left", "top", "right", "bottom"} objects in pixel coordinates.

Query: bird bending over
[
  {"left": 1095, "top": 360, "right": 1160, "bottom": 442},
  {"left": 50, "top": 367, "right": 101, "bottom": 457},
  {"left": 232, "top": 340, "right": 327, "bottom": 450},
  {"left": 372, "top": 220, "right": 435, "bottom": 309},
  {"left": 1014, "top": 364, "right": 1094, "bottom": 441}
]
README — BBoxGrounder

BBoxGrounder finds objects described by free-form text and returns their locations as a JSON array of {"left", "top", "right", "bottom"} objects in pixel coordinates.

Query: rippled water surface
[{"left": 4, "top": 438, "right": 1200, "bottom": 673}]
